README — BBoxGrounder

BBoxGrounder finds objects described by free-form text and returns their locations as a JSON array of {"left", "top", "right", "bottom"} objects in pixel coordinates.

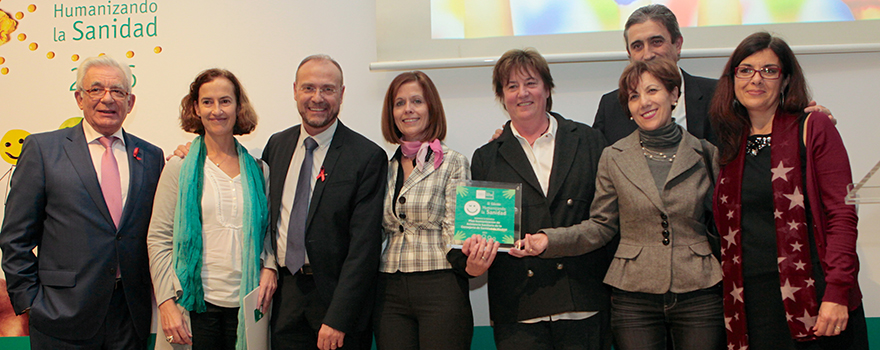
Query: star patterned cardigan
[{"left": 717, "top": 112, "right": 861, "bottom": 311}]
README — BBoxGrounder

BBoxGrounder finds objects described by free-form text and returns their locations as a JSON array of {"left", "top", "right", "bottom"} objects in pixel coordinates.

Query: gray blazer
[{"left": 541, "top": 129, "right": 722, "bottom": 294}]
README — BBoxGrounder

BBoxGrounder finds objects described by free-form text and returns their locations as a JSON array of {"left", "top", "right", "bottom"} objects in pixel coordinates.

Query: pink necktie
[{"left": 99, "top": 136, "right": 122, "bottom": 228}]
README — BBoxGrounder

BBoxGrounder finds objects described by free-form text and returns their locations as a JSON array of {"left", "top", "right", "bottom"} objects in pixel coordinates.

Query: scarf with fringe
[{"left": 714, "top": 112, "right": 818, "bottom": 348}]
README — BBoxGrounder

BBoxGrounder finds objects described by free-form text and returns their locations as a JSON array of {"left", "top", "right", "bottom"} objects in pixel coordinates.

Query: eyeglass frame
[
  {"left": 80, "top": 86, "right": 131, "bottom": 100},
  {"left": 733, "top": 65, "right": 783, "bottom": 80},
  {"left": 297, "top": 84, "right": 340, "bottom": 96}
]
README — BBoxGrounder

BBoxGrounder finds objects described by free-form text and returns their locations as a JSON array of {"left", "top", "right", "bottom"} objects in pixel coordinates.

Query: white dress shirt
[
  {"left": 275, "top": 120, "right": 338, "bottom": 268},
  {"left": 673, "top": 67, "right": 688, "bottom": 130},
  {"left": 511, "top": 113, "right": 598, "bottom": 323},
  {"left": 83, "top": 121, "right": 130, "bottom": 208},
  {"left": 510, "top": 113, "right": 557, "bottom": 196}
]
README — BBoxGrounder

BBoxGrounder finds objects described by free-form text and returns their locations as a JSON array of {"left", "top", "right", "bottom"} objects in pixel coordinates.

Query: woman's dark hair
[{"left": 710, "top": 32, "right": 810, "bottom": 165}]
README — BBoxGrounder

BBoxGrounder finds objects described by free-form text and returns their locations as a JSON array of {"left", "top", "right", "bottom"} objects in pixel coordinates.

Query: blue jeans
[{"left": 611, "top": 286, "right": 724, "bottom": 350}]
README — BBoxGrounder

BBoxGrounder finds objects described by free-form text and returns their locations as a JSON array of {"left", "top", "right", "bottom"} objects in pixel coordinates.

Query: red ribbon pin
[
  {"left": 133, "top": 147, "right": 142, "bottom": 160},
  {"left": 317, "top": 166, "right": 326, "bottom": 182}
]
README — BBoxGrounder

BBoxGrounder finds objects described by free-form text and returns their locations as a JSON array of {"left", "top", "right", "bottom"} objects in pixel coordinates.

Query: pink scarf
[
  {"left": 714, "top": 112, "right": 818, "bottom": 348},
  {"left": 400, "top": 139, "right": 443, "bottom": 171}
]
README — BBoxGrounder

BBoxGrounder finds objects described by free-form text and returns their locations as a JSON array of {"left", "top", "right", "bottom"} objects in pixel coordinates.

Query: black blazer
[
  {"left": 0, "top": 123, "right": 163, "bottom": 340},
  {"left": 451, "top": 112, "right": 611, "bottom": 324},
  {"left": 593, "top": 69, "right": 718, "bottom": 145},
  {"left": 261, "top": 121, "right": 386, "bottom": 334}
]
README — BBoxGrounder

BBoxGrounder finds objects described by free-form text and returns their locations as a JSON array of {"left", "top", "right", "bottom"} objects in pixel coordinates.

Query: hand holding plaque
[
  {"left": 460, "top": 235, "right": 501, "bottom": 276},
  {"left": 508, "top": 233, "right": 548, "bottom": 258}
]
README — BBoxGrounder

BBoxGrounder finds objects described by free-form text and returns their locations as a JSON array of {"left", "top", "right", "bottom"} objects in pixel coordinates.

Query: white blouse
[{"left": 200, "top": 162, "right": 244, "bottom": 308}]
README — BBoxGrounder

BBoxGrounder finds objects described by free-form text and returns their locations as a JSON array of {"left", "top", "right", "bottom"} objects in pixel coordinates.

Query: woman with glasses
[
  {"left": 148, "top": 69, "right": 276, "bottom": 349},
  {"left": 708, "top": 32, "right": 867, "bottom": 349},
  {"left": 512, "top": 58, "right": 724, "bottom": 350}
]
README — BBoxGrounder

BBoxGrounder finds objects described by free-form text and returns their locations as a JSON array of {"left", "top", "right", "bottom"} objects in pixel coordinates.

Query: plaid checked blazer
[{"left": 379, "top": 144, "right": 471, "bottom": 273}]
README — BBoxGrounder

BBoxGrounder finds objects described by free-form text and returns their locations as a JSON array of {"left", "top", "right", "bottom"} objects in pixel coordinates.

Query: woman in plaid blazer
[{"left": 372, "top": 71, "right": 473, "bottom": 350}]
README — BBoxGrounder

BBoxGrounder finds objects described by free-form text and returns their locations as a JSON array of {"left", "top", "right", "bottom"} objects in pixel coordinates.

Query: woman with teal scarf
[{"left": 148, "top": 69, "right": 276, "bottom": 350}]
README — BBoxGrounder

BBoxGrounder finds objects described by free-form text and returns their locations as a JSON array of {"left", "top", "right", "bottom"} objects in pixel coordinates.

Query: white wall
[{"left": 1, "top": 0, "right": 877, "bottom": 327}]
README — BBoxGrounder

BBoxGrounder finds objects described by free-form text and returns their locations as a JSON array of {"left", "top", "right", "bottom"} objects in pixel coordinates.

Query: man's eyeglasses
[
  {"left": 82, "top": 87, "right": 130, "bottom": 100},
  {"left": 734, "top": 66, "right": 782, "bottom": 80},
  {"left": 298, "top": 85, "right": 339, "bottom": 96}
]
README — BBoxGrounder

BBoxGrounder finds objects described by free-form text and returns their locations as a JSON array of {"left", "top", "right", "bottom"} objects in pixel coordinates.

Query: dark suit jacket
[
  {"left": 451, "top": 112, "right": 611, "bottom": 324},
  {"left": 0, "top": 122, "right": 163, "bottom": 340},
  {"left": 262, "top": 121, "right": 386, "bottom": 334},
  {"left": 593, "top": 69, "right": 718, "bottom": 145}
]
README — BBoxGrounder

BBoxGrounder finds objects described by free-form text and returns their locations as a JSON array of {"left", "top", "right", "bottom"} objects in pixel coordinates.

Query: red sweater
[{"left": 803, "top": 111, "right": 862, "bottom": 309}]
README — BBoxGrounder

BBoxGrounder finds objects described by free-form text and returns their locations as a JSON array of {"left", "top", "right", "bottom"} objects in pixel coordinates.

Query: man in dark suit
[
  {"left": 0, "top": 56, "right": 164, "bottom": 349},
  {"left": 263, "top": 55, "right": 386, "bottom": 350},
  {"left": 594, "top": 4, "right": 832, "bottom": 146},
  {"left": 593, "top": 4, "right": 718, "bottom": 145}
]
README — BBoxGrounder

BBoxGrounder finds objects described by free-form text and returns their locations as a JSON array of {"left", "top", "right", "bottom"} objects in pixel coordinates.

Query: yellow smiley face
[
  {"left": 2, "top": 129, "right": 30, "bottom": 165},
  {"left": 58, "top": 117, "right": 83, "bottom": 129}
]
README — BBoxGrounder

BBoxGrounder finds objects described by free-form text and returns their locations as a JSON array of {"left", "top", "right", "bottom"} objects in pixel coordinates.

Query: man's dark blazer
[
  {"left": 261, "top": 121, "right": 386, "bottom": 334},
  {"left": 0, "top": 122, "right": 163, "bottom": 341},
  {"left": 452, "top": 112, "right": 611, "bottom": 326},
  {"left": 593, "top": 69, "right": 718, "bottom": 145}
]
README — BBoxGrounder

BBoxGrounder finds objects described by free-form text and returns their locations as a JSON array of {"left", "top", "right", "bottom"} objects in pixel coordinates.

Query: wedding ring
[
  {"left": 166, "top": 335, "right": 174, "bottom": 343},
  {"left": 529, "top": 248, "right": 534, "bottom": 253},
  {"left": 481, "top": 256, "right": 487, "bottom": 260},
  {"left": 835, "top": 326, "right": 842, "bottom": 332}
]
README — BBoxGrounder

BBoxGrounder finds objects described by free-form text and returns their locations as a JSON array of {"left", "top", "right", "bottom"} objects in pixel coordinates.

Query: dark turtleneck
[{"left": 638, "top": 119, "right": 683, "bottom": 191}]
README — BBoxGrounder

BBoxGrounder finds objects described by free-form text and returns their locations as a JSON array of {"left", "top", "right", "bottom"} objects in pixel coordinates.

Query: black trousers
[
  {"left": 190, "top": 302, "right": 239, "bottom": 350},
  {"left": 373, "top": 270, "right": 473, "bottom": 350},
  {"left": 270, "top": 268, "right": 372, "bottom": 350},
  {"left": 493, "top": 313, "right": 611, "bottom": 350}
]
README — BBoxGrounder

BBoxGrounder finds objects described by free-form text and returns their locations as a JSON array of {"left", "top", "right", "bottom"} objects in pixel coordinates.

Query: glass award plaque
[
  {"left": 450, "top": 180, "right": 522, "bottom": 252},
  {"left": 846, "top": 159, "right": 880, "bottom": 205}
]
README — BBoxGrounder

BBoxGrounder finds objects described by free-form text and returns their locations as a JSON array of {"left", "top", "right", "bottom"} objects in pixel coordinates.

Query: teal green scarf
[{"left": 172, "top": 136, "right": 268, "bottom": 350}]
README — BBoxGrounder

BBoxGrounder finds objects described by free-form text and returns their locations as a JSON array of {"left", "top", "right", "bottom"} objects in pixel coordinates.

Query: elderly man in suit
[
  {"left": 0, "top": 55, "right": 164, "bottom": 349},
  {"left": 263, "top": 55, "right": 386, "bottom": 350},
  {"left": 592, "top": 4, "right": 831, "bottom": 145}
]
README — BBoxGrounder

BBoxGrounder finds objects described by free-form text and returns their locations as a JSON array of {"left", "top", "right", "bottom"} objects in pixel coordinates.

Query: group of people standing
[{"left": 0, "top": 4, "right": 867, "bottom": 350}]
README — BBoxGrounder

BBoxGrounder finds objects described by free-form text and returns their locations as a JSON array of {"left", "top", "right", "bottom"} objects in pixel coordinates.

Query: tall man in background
[
  {"left": 593, "top": 4, "right": 831, "bottom": 145},
  {"left": 263, "top": 55, "right": 386, "bottom": 350},
  {"left": 593, "top": 4, "right": 718, "bottom": 145},
  {"left": 0, "top": 56, "right": 164, "bottom": 349}
]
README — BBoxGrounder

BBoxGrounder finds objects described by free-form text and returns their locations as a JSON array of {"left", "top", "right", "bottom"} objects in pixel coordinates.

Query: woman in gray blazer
[{"left": 512, "top": 58, "right": 724, "bottom": 350}]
